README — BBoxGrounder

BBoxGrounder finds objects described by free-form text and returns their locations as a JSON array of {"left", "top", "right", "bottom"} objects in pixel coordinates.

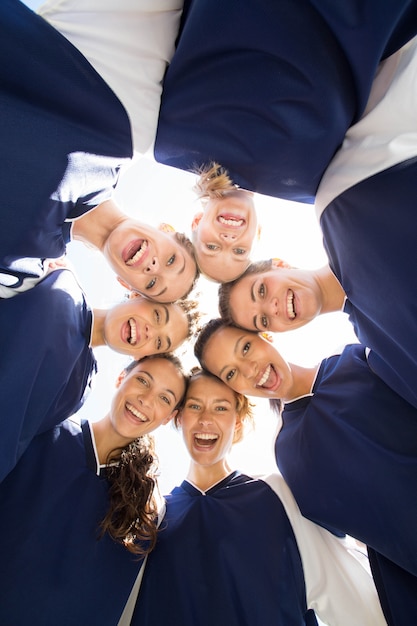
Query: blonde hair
[{"left": 193, "top": 162, "right": 238, "bottom": 201}]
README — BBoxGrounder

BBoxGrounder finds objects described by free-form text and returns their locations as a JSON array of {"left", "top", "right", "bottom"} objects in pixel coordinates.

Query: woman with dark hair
[
  {"left": 0, "top": 265, "right": 199, "bottom": 482},
  {"left": 1, "top": 0, "right": 198, "bottom": 303},
  {"left": 130, "top": 368, "right": 385, "bottom": 626},
  {"left": 0, "top": 354, "right": 187, "bottom": 625},
  {"left": 194, "top": 320, "right": 417, "bottom": 625}
]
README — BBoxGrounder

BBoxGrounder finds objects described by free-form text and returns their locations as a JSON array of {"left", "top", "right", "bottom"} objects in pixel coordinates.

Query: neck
[
  {"left": 92, "top": 415, "right": 128, "bottom": 465},
  {"left": 72, "top": 198, "right": 126, "bottom": 251},
  {"left": 315, "top": 265, "right": 345, "bottom": 313},
  {"left": 186, "top": 459, "right": 232, "bottom": 492},
  {"left": 284, "top": 363, "right": 318, "bottom": 401},
  {"left": 90, "top": 309, "right": 107, "bottom": 348}
]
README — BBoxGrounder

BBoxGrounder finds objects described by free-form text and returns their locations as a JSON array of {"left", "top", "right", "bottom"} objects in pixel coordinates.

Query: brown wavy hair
[
  {"left": 193, "top": 162, "right": 238, "bottom": 201},
  {"left": 100, "top": 354, "right": 187, "bottom": 556}
]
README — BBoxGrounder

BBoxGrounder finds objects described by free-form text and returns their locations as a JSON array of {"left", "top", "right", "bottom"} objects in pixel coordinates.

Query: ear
[
  {"left": 191, "top": 212, "right": 204, "bottom": 231},
  {"left": 256, "top": 224, "right": 262, "bottom": 241},
  {"left": 158, "top": 222, "right": 175, "bottom": 233},
  {"left": 117, "top": 276, "right": 132, "bottom": 291},
  {"left": 271, "top": 257, "right": 291, "bottom": 269},
  {"left": 163, "top": 409, "right": 178, "bottom": 425},
  {"left": 115, "top": 369, "right": 127, "bottom": 388},
  {"left": 232, "top": 416, "right": 243, "bottom": 443}
]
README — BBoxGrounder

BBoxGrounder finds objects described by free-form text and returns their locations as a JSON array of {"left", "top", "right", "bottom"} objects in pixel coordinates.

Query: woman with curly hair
[
  {"left": 130, "top": 368, "right": 385, "bottom": 626},
  {"left": 191, "top": 162, "right": 259, "bottom": 283},
  {"left": 194, "top": 319, "right": 417, "bottom": 625},
  {"left": 0, "top": 354, "right": 187, "bottom": 626}
]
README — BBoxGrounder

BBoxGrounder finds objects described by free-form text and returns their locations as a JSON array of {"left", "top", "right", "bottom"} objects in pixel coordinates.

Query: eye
[
  {"left": 242, "top": 342, "right": 250, "bottom": 355},
  {"left": 261, "top": 315, "right": 268, "bottom": 329},
  {"left": 226, "top": 369, "right": 236, "bottom": 381},
  {"left": 258, "top": 283, "right": 265, "bottom": 298},
  {"left": 206, "top": 244, "right": 219, "bottom": 251},
  {"left": 146, "top": 278, "right": 156, "bottom": 290},
  {"left": 160, "top": 394, "right": 171, "bottom": 405},
  {"left": 136, "top": 376, "right": 148, "bottom": 386},
  {"left": 215, "top": 406, "right": 228, "bottom": 411},
  {"left": 154, "top": 309, "right": 161, "bottom": 324},
  {"left": 186, "top": 402, "right": 201, "bottom": 410},
  {"left": 156, "top": 337, "right": 162, "bottom": 351},
  {"left": 167, "top": 254, "right": 175, "bottom": 266},
  {"left": 233, "top": 248, "right": 246, "bottom": 255}
]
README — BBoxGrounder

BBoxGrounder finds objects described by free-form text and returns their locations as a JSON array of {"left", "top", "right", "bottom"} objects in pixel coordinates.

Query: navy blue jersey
[
  {"left": 0, "top": 418, "right": 143, "bottom": 625},
  {"left": 0, "top": 0, "right": 132, "bottom": 292},
  {"left": 0, "top": 269, "right": 96, "bottom": 482},
  {"left": 319, "top": 158, "right": 417, "bottom": 411},
  {"left": 154, "top": 0, "right": 417, "bottom": 201},
  {"left": 276, "top": 344, "right": 417, "bottom": 622},
  {"left": 132, "top": 472, "right": 317, "bottom": 626}
]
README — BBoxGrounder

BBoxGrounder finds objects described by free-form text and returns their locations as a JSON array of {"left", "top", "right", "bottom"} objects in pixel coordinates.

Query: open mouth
[
  {"left": 217, "top": 214, "right": 245, "bottom": 228},
  {"left": 194, "top": 432, "right": 219, "bottom": 448},
  {"left": 125, "top": 402, "right": 147, "bottom": 422},
  {"left": 256, "top": 364, "right": 279, "bottom": 391},
  {"left": 287, "top": 290, "right": 296, "bottom": 320},
  {"left": 124, "top": 239, "right": 148, "bottom": 266},
  {"left": 127, "top": 318, "right": 138, "bottom": 345}
]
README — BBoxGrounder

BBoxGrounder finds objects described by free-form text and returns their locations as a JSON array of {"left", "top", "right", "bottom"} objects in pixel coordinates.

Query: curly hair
[
  {"left": 176, "top": 297, "right": 203, "bottom": 340},
  {"left": 101, "top": 435, "right": 159, "bottom": 556},
  {"left": 193, "top": 162, "right": 238, "bottom": 201},
  {"left": 100, "top": 354, "right": 188, "bottom": 556},
  {"left": 218, "top": 259, "right": 273, "bottom": 324}
]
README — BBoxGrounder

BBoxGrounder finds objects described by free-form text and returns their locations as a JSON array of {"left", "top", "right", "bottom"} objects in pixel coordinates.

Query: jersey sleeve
[{"left": 262, "top": 473, "right": 386, "bottom": 626}]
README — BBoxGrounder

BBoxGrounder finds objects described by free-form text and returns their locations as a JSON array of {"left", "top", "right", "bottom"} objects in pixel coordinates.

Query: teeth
[
  {"left": 257, "top": 364, "right": 271, "bottom": 387},
  {"left": 195, "top": 433, "right": 219, "bottom": 441},
  {"left": 128, "top": 318, "right": 137, "bottom": 345},
  {"left": 219, "top": 216, "right": 243, "bottom": 227},
  {"left": 287, "top": 291, "right": 296, "bottom": 319},
  {"left": 126, "top": 240, "right": 148, "bottom": 266},
  {"left": 126, "top": 403, "right": 147, "bottom": 422}
]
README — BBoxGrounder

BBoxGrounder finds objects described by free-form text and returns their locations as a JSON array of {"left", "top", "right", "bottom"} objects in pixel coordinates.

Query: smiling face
[
  {"left": 192, "top": 191, "right": 258, "bottom": 282},
  {"left": 228, "top": 267, "right": 323, "bottom": 332},
  {"left": 109, "top": 357, "right": 186, "bottom": 444},
  {"left": 103, "top": 296, "right": 189, "bottom": 358},
  {"left": 179, "top": 374, "right": 242, "bottom": 467},
  {"left": 103, "top": 219, "right": 197, "bottom": 302},
  {"left": 202, "top": 325, "right": 294, "bottom": 399}
]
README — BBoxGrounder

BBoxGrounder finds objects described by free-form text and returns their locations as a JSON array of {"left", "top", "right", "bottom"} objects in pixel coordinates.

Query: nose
[
  {"left": 240, "top": 360, "right": 258, "bottom": 380},
  {"left": 198, "top": 410, "right": 213, "bottom": 425},
  {"left": 219, "top": 232, "right": 237, "bottom": 242},
  {"left": 268, "top": 298, "right": 278, "bottom": 316},
  {"left": 145, "top": 257, "right": 159, "bottom": 273},
  {"left": 144, "top": 324, "right": 154, "bottom": 340}
]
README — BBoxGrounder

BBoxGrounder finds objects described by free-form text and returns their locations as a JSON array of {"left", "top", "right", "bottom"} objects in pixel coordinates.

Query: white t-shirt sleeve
[
  {"left": 262, "top": 473, "right": 387, "bottom": 626},
  {"left": 38, "top": 0, "right": 183, "bottom": 155}
]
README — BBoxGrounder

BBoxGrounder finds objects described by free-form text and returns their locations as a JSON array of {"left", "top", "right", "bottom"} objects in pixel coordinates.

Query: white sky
[
  {"left": 22, "top": 0, "right": 358, "bottom": 495},
  {"left": 71, "top": 155, "right": 358, "bottom": 493}
]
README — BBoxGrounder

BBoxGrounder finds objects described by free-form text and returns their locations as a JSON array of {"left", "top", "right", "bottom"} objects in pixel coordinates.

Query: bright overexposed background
[
  {"left": 23, "top": 0, "right": 358, "bottom": 495},
  {"left": 70, "top": 155, "right": 358, "bottom": 493}
]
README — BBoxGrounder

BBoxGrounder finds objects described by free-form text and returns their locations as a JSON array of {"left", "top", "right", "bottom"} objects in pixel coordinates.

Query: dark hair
[
  {"left": 194, "top": 318, "right": 227, "bottom": 370},
  {"left": 174, "top": 231, "right": 201, "bottom": 297},
  {"left": 269, "top": 398, "right": 283, "bottom": 417},
  {"left": 100, "top": 354, "right": 187, "bottom": 555},
  {"left": 218, "top": 259, "right": 273, "bottom": 324}
]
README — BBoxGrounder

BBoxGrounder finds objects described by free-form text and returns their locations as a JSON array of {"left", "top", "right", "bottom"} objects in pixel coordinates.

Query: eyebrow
[
  {"left": 218, "top": 335, "right": 246, "bottom": 379},
  {"left": 138, "top": 369, "right": 176, "bottom": 400},
  {"left": 249, "top": 282, "right": 262, "bottom": 331}
]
